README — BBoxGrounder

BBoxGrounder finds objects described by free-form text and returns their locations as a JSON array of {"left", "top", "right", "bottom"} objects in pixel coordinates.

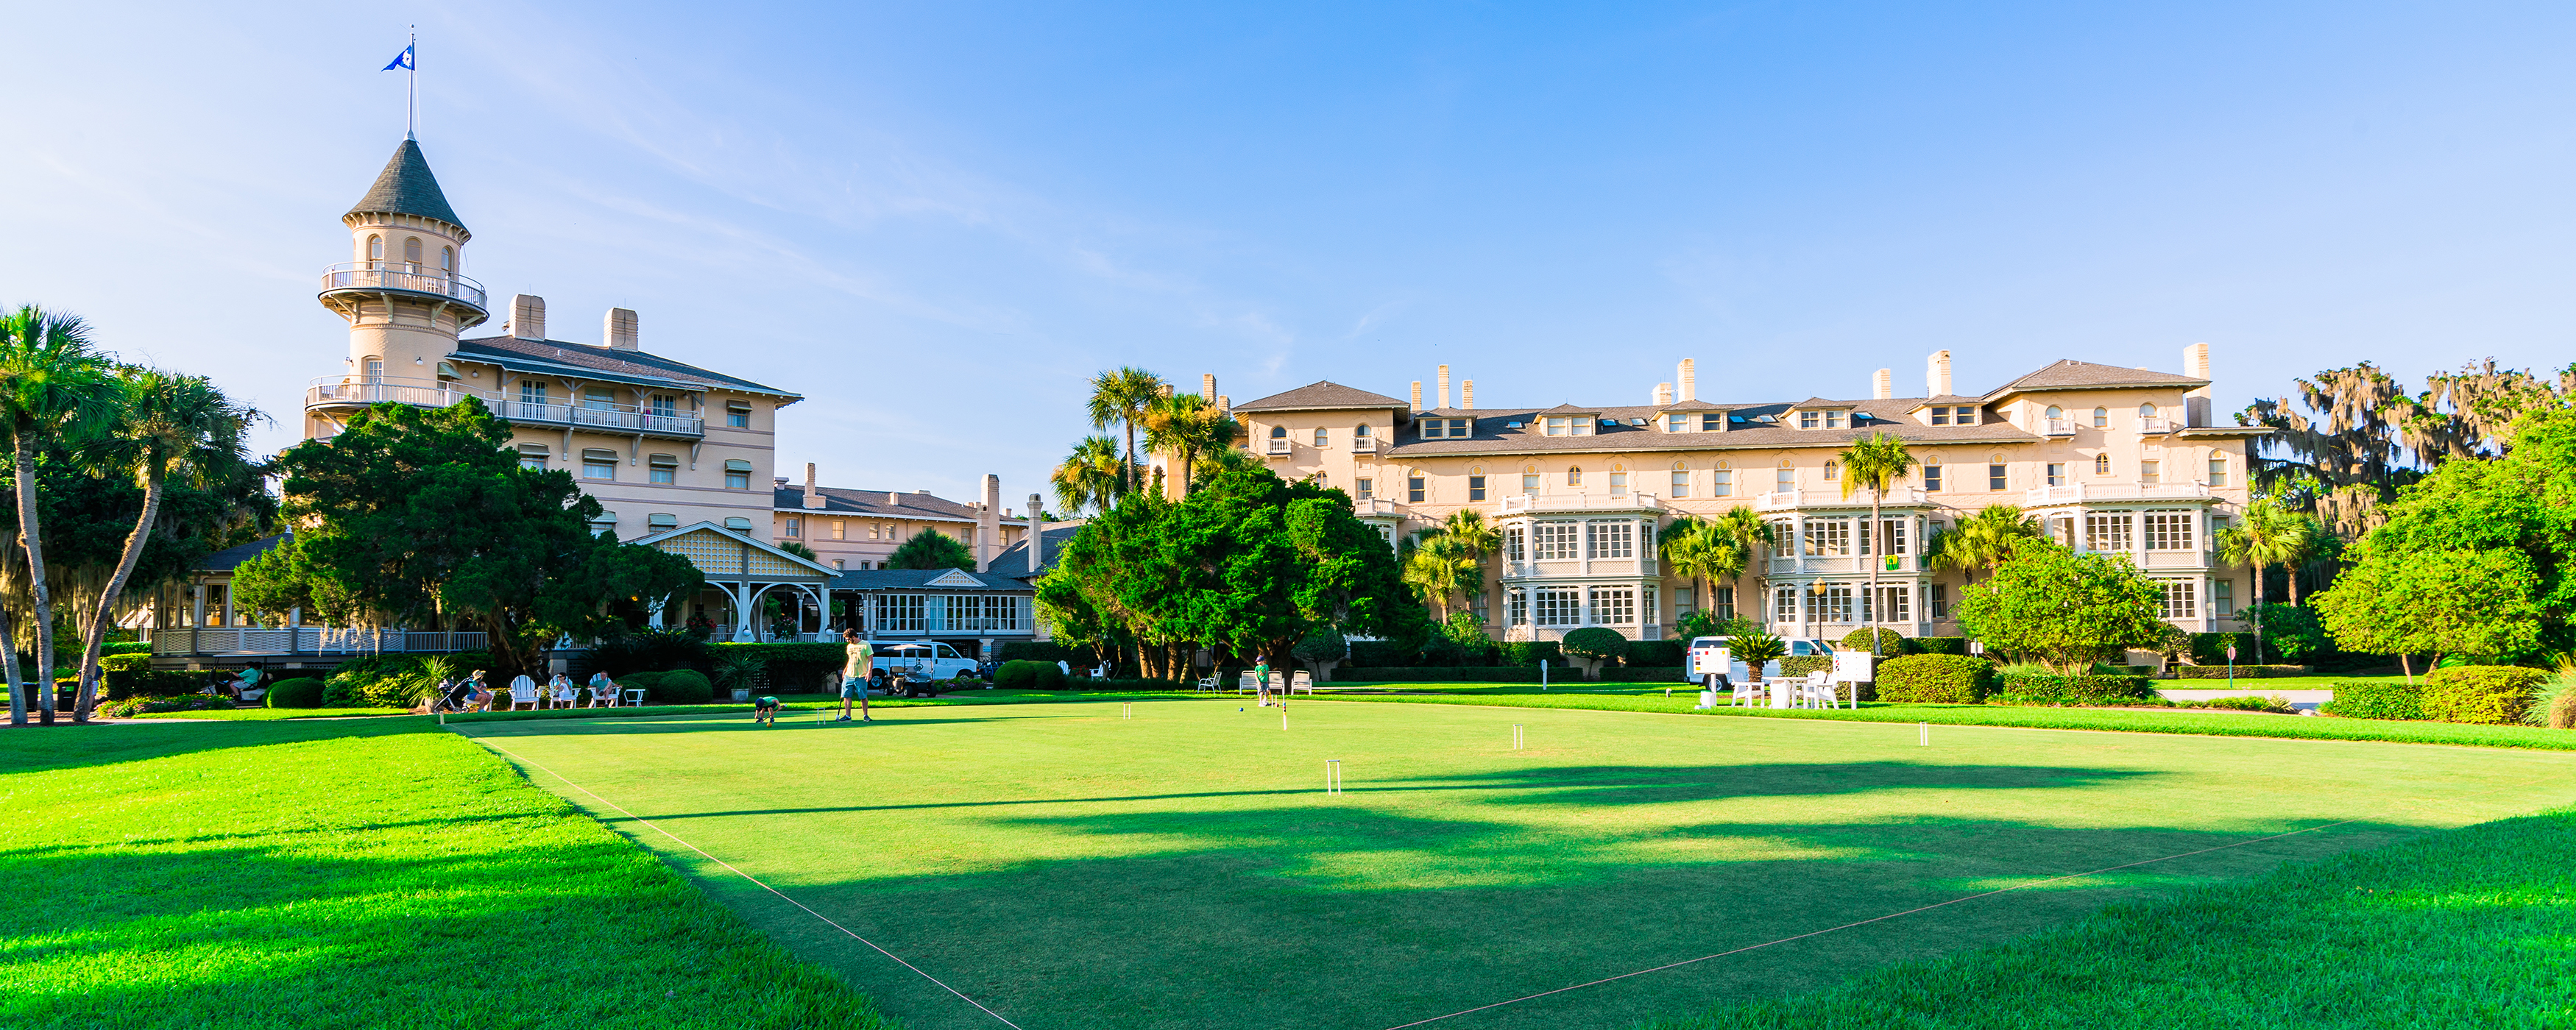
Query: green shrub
[
  {"left": 2188, "top": 632, "right": 2260, "bottom": 665},
  {"left": 102, "top": 641, "right": 152, "bottom": 657},
  {"left": 2184, "top": 695, "right": 2297, "bottom": 714},
  {"left": 1839, "top": 628, "right": 1906, "bottom": 656},
  {"left": 711, "top": 642, "right": 844, "bottom": 692},
  {"left": 996, "top": 641, "right": 1102, "bottom": 665},
  {"left": 2421, "top": 666, "right": 2547, "bottom": 725},
  {"left": 2524, "top": 670, "right": 2576, "bottom": 729},
  {"left": 590, "top": 629, "right": 712, "bottom": 677},
  {"left": 1992, "top": 674, "right": 2154, "bottom": 706},
  {"left": 1910, "top": 636, "right": 1970, "bottom": 656},
  {"left": 319, "top": 655, "right": 441, "bottom": 708},
  {"left": 1558, "top": 627, "right": 1629, "bottom": 672},
  {"left": 1497, "top": 641, "right": 1562, "bottom": 667},
  {"left": 2175, "top": 664, "right": 2310, "bottom": 679},
  {"left": 103, "top": 668, "right": 202, "bottom": 700},
  {"left": 1626, "top": 640, "right": 1685, "bottom": 667},
  {"left": 2320, "top": 681, "right": 2422, "bottom": 720},
  {"left": 1780, "top": 656, "right": 1831, "bottom": 678},
  {"left": 264, "top": 678, "right": 327, "bottom": 708},
  {"left": 651, "top": 669, "right": 714, "bottom": 704},
  {"left": 996, "top": 660, "right": 1058, "bottom": 689},
  {"left": 615, "top": 671, "right": 667, "bottom": 700},
  {"left": 1328, "top": 667, "right": 1545, "bottom": 683},
  {"left": 1875, "top": 655, "right": 1995, "bottom": 704},
  {"left": 100, "top": 694, "right": 236, "bottom": 717},
  {"left": 1598, "top": 667, "right": 1688, "bottom": 683},
  {"left": 100, "top": 653, "right": 152, "bottom": 674}
]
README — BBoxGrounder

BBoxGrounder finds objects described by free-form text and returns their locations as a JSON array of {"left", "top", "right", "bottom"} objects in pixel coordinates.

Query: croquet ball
[{"left": 1238, "top": 707, "right": 1244, "bottom": 711}]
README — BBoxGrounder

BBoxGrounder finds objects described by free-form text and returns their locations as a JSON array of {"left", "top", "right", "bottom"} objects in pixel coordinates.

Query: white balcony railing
[
  {"left": 1351, "top": 437, "right": 1378, "bottom": 453},
  {"left": 1753, "top": 486, "right": 1925, "bottom": 512},
  {"left": 2139, "top": 416, "right": 2176, "bottom": 434},
  {"left": 2024, "top": 482, "right": 2212, "bottom": 505},
  {"left": 319, "top": 261, "right": 488, "bottom": 311},
  {"left": 1495, "top": 492, "right": 1666, "bottom": 515},
  {"left": 152, "top": 627, "right": 491, "bottom": 656},
  {"left": 2043, "top": 419, "right": 2076, "bottom": 436},
  {"left": 308, "top": 376, "right": 706, "bottom": 438}
]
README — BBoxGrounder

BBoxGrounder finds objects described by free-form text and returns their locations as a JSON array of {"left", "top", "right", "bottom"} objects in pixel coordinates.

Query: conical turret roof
[{"left": 347, "top": 139, "right": 465, "bottom": 231}]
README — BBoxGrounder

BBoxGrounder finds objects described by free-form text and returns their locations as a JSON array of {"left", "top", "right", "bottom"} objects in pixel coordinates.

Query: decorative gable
[{"left": 924, "top": 568, "right": 984, "bottom": 588}]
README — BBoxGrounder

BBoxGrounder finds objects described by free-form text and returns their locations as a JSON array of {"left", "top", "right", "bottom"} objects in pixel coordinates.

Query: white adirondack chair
[
  {"left": 1289, "top": 670, "right": 1314, "bottom": 696},
  {"left": 505, "top": 675, "right": 539, "bottom": 711}
]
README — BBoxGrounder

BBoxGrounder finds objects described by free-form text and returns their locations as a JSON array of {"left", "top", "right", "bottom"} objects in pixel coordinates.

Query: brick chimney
[
  {"left": 1410, "top": 381, "right": 1423, "bottom": 413},
  {"left": 1437, "top": 366, "right": 1451, "bottom": 409},
  {"left": 802, "top": 463, "right": 824, "bottom": 509},
  {"left": 1027, "top": 492, "right": 1047, "bottom": 573},
  {"left": 1655, "top": 383, "right": 1673, "bottom": 405},
  {"left": 1462, "top": 380, "right": 1474, "bottom": 410},
  {"left": 604, "top": 308, "right": 640, "bottom": 350},
  {"left": 1873, "top": 369, "right": 1891, "bottom": 399},
  {"left": 977, "top": 475, "right": 1001, "bottom": 572},
  {"left": 1928, "top": 350, "right": 1953, "bottom": 397},
  {"left": 1202, "top": 373, "right": 1216, "bottom": 402},
  {"left": 1679, "top": 359, "right": 1696, "bottom": 402}
]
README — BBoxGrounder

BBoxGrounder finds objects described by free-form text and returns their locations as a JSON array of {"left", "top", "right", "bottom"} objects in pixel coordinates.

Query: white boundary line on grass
[
  {"left": 1377, "top": 769, "right": 2573, "bottom": 1030},
  {"left": 463, "top": 731, "right": 1028, "bottom": 1030}
]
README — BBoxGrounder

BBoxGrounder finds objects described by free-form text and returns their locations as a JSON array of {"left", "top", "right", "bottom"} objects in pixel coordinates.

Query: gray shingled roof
[
  {"left": 772, "top": 486, "right": 981, "bottom": 522},
  {"left": 347, "top": 140, "right": 465, "bottom": 231},
  {"left": 1232, "top": 382, "right": 1411, "bottom": 413},
  {"left": 827, "top": 568, "right": 1030, "bottom": 592},
  {"left": 455, "top": 337, "right": 800, "bottom": 399},
  {"left": 1381, "top": 398, "right": 2034, "bottom": 457},
  {"left": 1985, "top": 359, "right": 2205, "bottom": 397},
  {"left": 196, "top": 533, "right": 288, "bottom": 573},
  {"left": 987, "top": 523, "right": 1084, "bottom": 580}
]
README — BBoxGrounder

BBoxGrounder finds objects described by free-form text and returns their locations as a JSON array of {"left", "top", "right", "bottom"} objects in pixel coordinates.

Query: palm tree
[
  {"left": 1401, "top": 532, "right": 1479, "bottom": 620},
  {"left": 71, "top": 370, "right": 260, "bottom": 720},
  {"left": 1141, "top": 393, "right": 1239, "bottom": 497},
  {"left": 1085, "top": 366, "right": 1165, "bottom": 494},
  {"left": 1838, "top": 432, "right": 1918, "bottom": 625},
  {"left": 1928, "top": 504, "right": 2042, "bottom": 586},
  {"left": 1437, "top": 509, "right": 1501, "bottom": 619},
  {"left": 1710, "top": 504, "right": 1772, "bottom": 623},
  {"left": 2215, "top": 499, "right": 2314, "bottom": 663},
  {"left": 0, "top": 306, "right": 113, "bottom": 725},
  {"left": 1658, "top": 517, "right": 1743, "bottom": 626},
  {"left": 1051, "top": 436, "right": 1126, "bottom": 516}
]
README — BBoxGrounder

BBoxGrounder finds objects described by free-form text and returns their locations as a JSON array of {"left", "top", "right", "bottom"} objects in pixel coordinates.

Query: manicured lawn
[
  {"left": 1311, "top": 688, "right": 2576, "bottom": 750},
  {"left": 460, "top": 697, "right": 2576, "bottom": 1030},
  {"left": 128, "top": 706, "right": 411, "bottom": 720},
  {"left": 0, "top": 718, "right": 885, "bottom": 1029},
  {"left": 1652, "top": 802, "right": 2576, "bottom": 1029}
]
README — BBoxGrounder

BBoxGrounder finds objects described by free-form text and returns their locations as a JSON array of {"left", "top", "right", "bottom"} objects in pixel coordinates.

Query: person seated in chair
[{"left": 463, "top": 671, "right": 493, "bottom": 712}]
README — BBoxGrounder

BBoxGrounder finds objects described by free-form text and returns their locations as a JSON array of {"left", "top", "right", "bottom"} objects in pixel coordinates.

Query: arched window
[
  {"left": 1669, "top": 461, "right": 1689, "bottom": 499},
  {"left": 2094, "top": 454, "right": 2111, "bottom": 475},
  {"left": 1776, "top": 459, "right": 1794, "bottom": 490},
  {"left": 367, "top": 235, "right": 383, "bottom": 262},
  {"left": 2139, "top": 402, "right": 2159, "bottom": 419},
  {"left": 2045, "top": 405, "right": 2064, "bottom": 422},
  {"left": 1566, "top": 466, "right": 1583, "bottom": 487},
  {"left": 1522, "top": 465, "right": 1540, "bottom": 494},
  {"left": 2092, "top": 406, "right": 2108, "bottom": 428},
  {"left": 1609, "top": 464, "right": 1628, "bottom": 497},
  {"left": 403, "top": 237, "right": 422, "bottom": 265},
  {"left": 1922, "top": 455, "right": 1944, "bottom": 491}
]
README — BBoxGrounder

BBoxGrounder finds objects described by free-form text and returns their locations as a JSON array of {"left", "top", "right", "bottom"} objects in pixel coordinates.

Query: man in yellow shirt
[{"left": 838, "top": 629, "right": 874, "bottom": 723}]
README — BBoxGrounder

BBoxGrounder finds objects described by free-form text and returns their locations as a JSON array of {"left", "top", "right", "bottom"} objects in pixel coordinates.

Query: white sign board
[
  {"left": 1690, "top": 646, "right": 1732, "bottom": 677},
  {"left": 1832, "top": 651, "right": 1875, "bottom": 684}
]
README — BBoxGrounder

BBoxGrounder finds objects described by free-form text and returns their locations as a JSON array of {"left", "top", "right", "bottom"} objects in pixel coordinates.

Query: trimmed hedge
[
  {"left": 1992, "top": 674, "right": 2154, "bottom": 706},
  {"left": 1910, "top": 636, "right": 1971, "bottom": 656},
  {"left": 2319, "top": 681, "right": 2422, "bottom": 721},
  {"left": 1599, "top": 667, "right": 1687, "bottom": 683},
  {"left": 100, "top": 653, "right": 152, "bottom": 674},
  {"left": 1780, "top": 656, "right": 1831, "bottom": 678},
  {"left": 2421, "top": 666, "right": 2547, "bottom": 725},
  {"left": 1839, "top": 628, "right": 1906, "bottom": 656},
  {"left": 2176, "top": 664, "right": 2310, "bottom": 679},
  {"left": 712, "top": 642, "right": 845, "bottom": 692},
  {"left": 996, "top": 660, "right": 1069, "bottom": 689},
  {"left": 264, "top": 678, "right": 327, "bottom": 709},
  {"left": 104, "top": 668, "right": 204, "bottom": 700},
  {"left": 654, "top": 669, "right": 714, "bottom": 704},
  {"left": 1333, "top": 667, "right": 1544, "bottom": 683},
  {"left": 997, "top": 641, "right": 1103, "bottom": 666},
  {"left": 1627, "top": 639, "right": 1685, "bottom": 667},
  {"left": 1876, "top": 655, "right": 1994, "bottom": 704}
]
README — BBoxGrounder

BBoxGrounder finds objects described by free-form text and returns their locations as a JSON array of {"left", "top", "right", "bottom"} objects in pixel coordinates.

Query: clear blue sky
[{"left": 4, "top": 2, "right": 2570, "bottom": 505}]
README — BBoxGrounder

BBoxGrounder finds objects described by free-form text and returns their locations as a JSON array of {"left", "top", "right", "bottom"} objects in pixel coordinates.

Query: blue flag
[{"left": 383, "top": 45, "right": 414, "bottom": 71}]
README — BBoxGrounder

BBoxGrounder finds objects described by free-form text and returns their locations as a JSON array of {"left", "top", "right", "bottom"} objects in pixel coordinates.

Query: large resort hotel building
[
  {"left": 1210, "top": 352, "right": 2270, "bottom": 643},
  {"left": 149, "top": 137, "right": 1048, "bottom": 666}
]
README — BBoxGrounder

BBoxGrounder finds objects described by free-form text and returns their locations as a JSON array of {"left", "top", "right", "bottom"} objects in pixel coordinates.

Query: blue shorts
[{"left": 840, "top": 681, "right": 861, "bottom": 699}]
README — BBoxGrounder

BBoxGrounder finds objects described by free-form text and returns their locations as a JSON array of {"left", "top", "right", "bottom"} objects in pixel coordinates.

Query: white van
[
  {"left": 1685, "top": 636, "right": 1837, "bottom": 683},
  {"left": 869, "top": 641, "right": 978, "bottom": 683}
]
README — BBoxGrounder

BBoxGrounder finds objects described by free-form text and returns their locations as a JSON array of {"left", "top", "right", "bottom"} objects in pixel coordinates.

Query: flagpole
[{"left": 407, "top": 27, "right": 417, "bottom": 140}]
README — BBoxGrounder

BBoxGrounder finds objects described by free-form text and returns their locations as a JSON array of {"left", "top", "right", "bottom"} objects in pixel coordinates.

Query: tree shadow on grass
[
  {"left": 718, "top": 798, "right": 2438, "bottom": 1030},
  {"left": 0, "top": 716, "right": 442, "bottom": 776}
]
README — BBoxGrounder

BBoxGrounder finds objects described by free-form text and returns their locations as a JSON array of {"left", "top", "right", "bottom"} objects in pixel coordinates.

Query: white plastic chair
[
  {"left": 590, "top": 683, "right": 619, "bottom": 707},
  {"left": 1799, "top": 672, "right": 1839, "bottom": 710},
  {"left": 1289, "top": 670, "right": 1314, "bottom": 696},
  {"left": 1728, "top": 678, "right": 1763, "bottom": 708},
  {"left": 1237, "top": 672, "right": 1259, "bottom": 695},
  {"left": 1195, "top": 674, "right": 1220, "bottom": 692},
  {"left": 503, "top": 675, "right": 538, "bottom": 711}
]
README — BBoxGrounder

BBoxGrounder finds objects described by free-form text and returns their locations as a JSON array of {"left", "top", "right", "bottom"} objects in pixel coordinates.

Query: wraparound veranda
[{"left": 12, "top": 695, "right": 2573, "bottom": 1029}]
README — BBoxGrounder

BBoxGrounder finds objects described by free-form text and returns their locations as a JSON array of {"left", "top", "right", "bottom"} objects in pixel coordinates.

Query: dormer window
[
  {"left": 1421, "top": 418, "right": 1471, "bottom": 438},
  {"left": 1543, "top": 416, "right": 1594, "bottom": 436},
  {"left": 1928, "top": 405, "right": 1979, "bottom": 426},
  {"left": 1664, "top": 413, "right": 1688, "bottom": 433},
  {"left": 1797, "top": 409, "right": 1849, "bottom": 430}
]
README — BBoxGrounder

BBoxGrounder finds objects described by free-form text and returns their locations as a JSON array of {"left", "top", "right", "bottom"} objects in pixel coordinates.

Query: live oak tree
[
  {"left": 232, "top": 398, "right": 703, "bottom": 683},
  {"left": 2313, "top": 408, "right": 2576, "bottom": 674},
  {"left": 1953, "top": 540, "right": 2171, "bottom": 673},
  {"left": 1036, "top": 465, "right": 1426, "bottom": 680}
]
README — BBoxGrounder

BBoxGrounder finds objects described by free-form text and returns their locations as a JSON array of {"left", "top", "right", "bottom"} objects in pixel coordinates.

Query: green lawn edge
[
  {"left": 1298, "top": 689, "right": 2576, "bottom": 750},
  {"left": 0, "top": 717, "right": 895, "bottom": 1029},
  {"left": 1640, "top": 802, "right": 2576, "bottom": 1029}
]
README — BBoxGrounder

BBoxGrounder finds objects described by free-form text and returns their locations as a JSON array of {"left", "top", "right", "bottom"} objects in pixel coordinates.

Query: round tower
[{"left": 313, "top": 139, "right": 488, "bottom": 422}]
